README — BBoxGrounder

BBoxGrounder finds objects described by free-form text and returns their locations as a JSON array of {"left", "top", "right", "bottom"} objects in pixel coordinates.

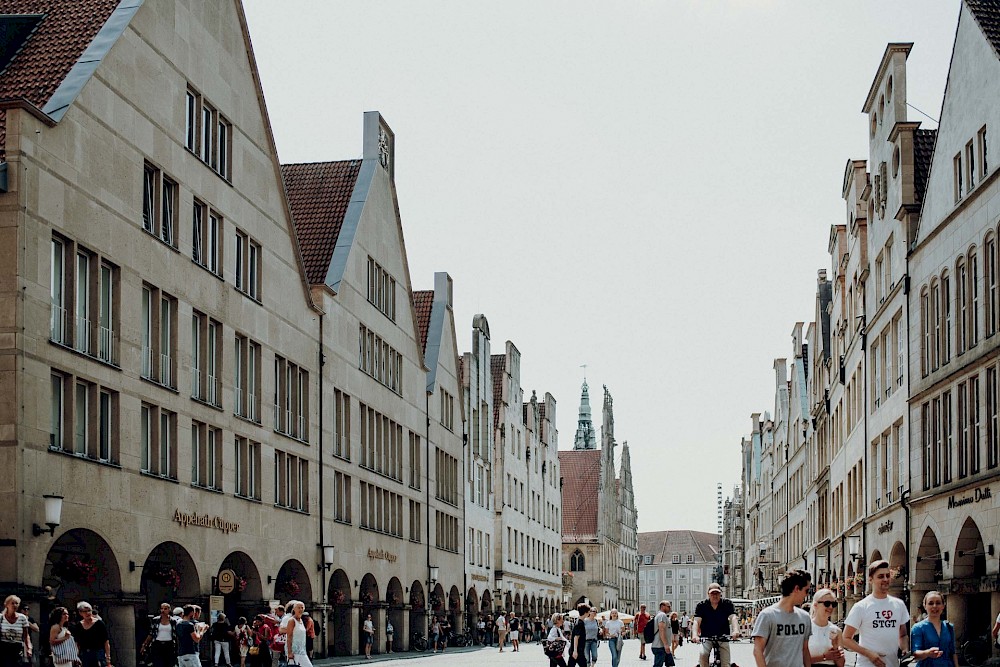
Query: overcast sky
[{"left": 242, "top": 1, "right": 960, "bottom": 534}]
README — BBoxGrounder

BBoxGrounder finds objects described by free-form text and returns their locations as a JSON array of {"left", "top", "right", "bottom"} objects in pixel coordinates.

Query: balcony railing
[
  {"left": 192, "top": 367, "right": 203, "bottom": 400},
  {"left": 50, "top": 304, "right": 68, "bottom": 344},
  {"left": 142, "top": 346, "right": 153, "bottom": 379},
  {"left": 207, "top": 373, "right": 220, "bottom": 407},
  {"left": 160, "top": 353, "right": 174, "bottom": 388},
  {"left": 98, "top": 325, "right": 116, "bottom": 364},
  {"left": 75, "top": 315, "right": 91, "bottom": 354}
]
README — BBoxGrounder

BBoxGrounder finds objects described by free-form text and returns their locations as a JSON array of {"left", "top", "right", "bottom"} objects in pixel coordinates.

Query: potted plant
[
  {"left": 331, "top": 590, "right": 346, "bottom": 605},
  {"left": 148, "top": 565, "right": 182, "bottom": 591},
  {"left": 410, "top": 592, "right": 424, "bottom": 607},
  {"left": 52, "top": 556, "right": 98, "bottom": 585},
  {"left": 360, "top": 591, "right": 374, "bottom": 605},
  {"left": 279, "top": 579, "right": 301, "bottom": 598},
  {"left": 236, "top": 576, "right": 248, "bottom": 593}
]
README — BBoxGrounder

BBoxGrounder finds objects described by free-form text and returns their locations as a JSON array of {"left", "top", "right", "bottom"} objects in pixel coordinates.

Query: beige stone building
[
  {"left": 0, "top": 1, "right": 469, "bottom": 661},
  {"left": 490, "top": 342, "right": 563, "bottom": 618}
]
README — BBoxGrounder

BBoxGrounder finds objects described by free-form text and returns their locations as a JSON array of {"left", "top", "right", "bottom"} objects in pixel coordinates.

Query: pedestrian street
[{"left": 311, "top": 638, "right": 760, "bottom": 667}]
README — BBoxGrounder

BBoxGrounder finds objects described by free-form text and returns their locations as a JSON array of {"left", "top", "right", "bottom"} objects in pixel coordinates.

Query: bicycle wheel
[{"left": 962, "top": 639, "right": 990, "bottom": 667}]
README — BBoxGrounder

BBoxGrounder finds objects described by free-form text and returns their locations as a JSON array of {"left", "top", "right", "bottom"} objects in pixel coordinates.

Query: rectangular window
[
  {"left": 955, "top": 153, "right": 964, "bottom": 202},
  {"left": 971, "top": 375, "right": 982, "bottom": 474},
  {"left": 234, "top": 334, "right": 261, "bottom": 422},
  {"left": 972, "top": 252, "right": 980, "bottom": 347},
  {"left": 185, "top": 90, "right": 197, "bottom": 151},
  {"left": 273, "top": 356, "right": 309, "bottom": 440},
  {"left": 943, "top": 390, "right": 953, "bottom": 483},
  {"left": 201, "top": 103, "right": 214, "bottom": 165},
  {"left": 186, "top": 87, "right": 232, "bottom": 179},
  {"left": 141, "top": 284, "right": 177, "bottom": 389},
  {"left": 141, "top": 162, "right": 178, "bottom": 247},
  {"left": 74, "top": 381, "right": 89, "bottom": 455},
  {"left": 50, "top": 238, "right": 67, "bottom": 344},
  {"left": 358, "top": 323, "right": 403, "bottom": 393},
  {"left": 274, "top": 450, "right": 308, "bottom": 511},
  {"left": 218, "top": 117, "right": 231, "bottom": 180},
  {"left": 958, "top": 262, "right": 968, "bottom": 355},
  {"left": 334, "top": 389, "right": 351, "bottom": 460},
  {"left": 989, "top": 237, "right": 997, "bottom": 338},
  {"left": 942, "top": 273, "right": 952, "bottom": 363},
  {"left": 192, "top": 203, "right": 224, "bottom": 275},
  {"left": 979, "top": 126, "right": 988, "bottom": 177},
  {"left": 51, "top": 237, "right": 120, "bottom": 365},
  {"left": 141, "top": 404, "right": 175, "bottom": 478},
  {"left": 334, "top": 471, "right": 352, "bottom": 523},
  {"left": 366, "top": 257, "right": 397, "bottom": 321},
  {"left": 959, "top": 382, "right": 969, "bottom": 479},
  {"left": 191, "top": 421, "right": 222, "bottom": 490},
  {"left": 989, "top": 367, "right": 999, "bottom": 470},
  {"left": 234, "top": 230, "right": 262, "bottom": 300},
  {"left": 234, "top": 436, "right": 261, "bottom": 500},
  {"left": 191, "top": 312, "right": 222, "bottom": 407},
  {"left": 967, "top": 141, "right": 977, "bottom": 191},
  {"left": 409, "top": 499, "right": 421, "bottom": 542}
]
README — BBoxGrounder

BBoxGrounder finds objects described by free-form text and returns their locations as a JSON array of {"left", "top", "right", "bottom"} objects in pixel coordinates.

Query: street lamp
[
  {"left": 847, "top": 535, "right": 861, "bottom": 562},
  {"left": 319, "top": 545, "right": 335, "bottom": 571},
  {"left": 817, "top": 553, "right": 827, "bottom": 582},
  {"left": 32, "top": 494, "right": 63, "bottom": 537}
]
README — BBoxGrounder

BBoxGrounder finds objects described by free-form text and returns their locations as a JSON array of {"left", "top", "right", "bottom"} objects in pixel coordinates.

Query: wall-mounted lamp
[
  {"left": 319, "top": 545, "right": 335, "bottom": 571},
  {"left": 957, "top": 545, "right": 994, "bottom": 557},
  {"left": 847, "top": 535, "right": 861, "bottom": 560},
  {"left": 267, "top": 575, "right": 275, "bottom": 584},
  {"left": 429, "top": 566, "right": 439, "bottom": 586},
  {"left": 817, "top": 553, "right": 827, "bottom": 577},
  {"left": 32, "top": 495, "right": 63, "bottom": 537}
]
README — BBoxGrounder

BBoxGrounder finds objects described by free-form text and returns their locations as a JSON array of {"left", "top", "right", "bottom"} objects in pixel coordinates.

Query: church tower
[{"left": 573, "top": 380, "right": 598, "bottom": 449}]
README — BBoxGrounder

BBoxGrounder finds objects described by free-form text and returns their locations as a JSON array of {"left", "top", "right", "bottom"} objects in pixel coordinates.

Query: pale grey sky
[{"left": 242, "top": 1, "right": 960, "bottom": 533}]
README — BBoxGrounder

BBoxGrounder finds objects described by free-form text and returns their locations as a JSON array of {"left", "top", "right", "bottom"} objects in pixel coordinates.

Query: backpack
[{"left": 644, "top": 617, "right": 658, "bottom": 643}]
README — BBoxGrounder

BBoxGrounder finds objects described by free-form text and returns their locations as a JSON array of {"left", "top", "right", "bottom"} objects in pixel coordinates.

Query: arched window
[{"left": 570, "top": 549, "right": 585, "bottom": 572}]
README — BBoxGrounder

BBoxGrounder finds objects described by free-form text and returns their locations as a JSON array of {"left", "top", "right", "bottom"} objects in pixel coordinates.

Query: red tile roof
[
  {"left": 637, "top": 530, "right": 720, "bottom": 565},
  {"left": 412, "top": 290, "right": 433, "bottom": 353},
  {"left": 0, "top": 1, "right": 120, "bottom": 159},
  {"left": 281, "top": 160, "right": 362, "bottom": 285},
  {"left": 491, "top": 354, "right": 506, "bottom": 427},
  {"left": 559, "top": 449, "right": 602, "bottom": 540},
  {"left": 0, "top": 1, "right": 118, "bottom": 106}
]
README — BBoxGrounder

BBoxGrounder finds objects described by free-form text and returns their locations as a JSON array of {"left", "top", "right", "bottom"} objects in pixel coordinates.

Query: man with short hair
[
  {"left": 752, "top": 569, "right": 812, "bottom": 667},
  {"left": 681, "top": 613, "right": 691, "bottom": 639},
  {"left": 651, "top": 601, "right": 675, "bottom": 667},
  {"left": 176, "top": 606, "right": 205, "bottom": 667},
  {"left": 495, "top": 610, "right": 508, "bottom": 652},
  {"left": 636, "top": 604, "right": 652, "bottom": 661},
  {"left": 509, "top": 612, "right": 520, "bottom": 652},
  {"left": 692, "top": 583, "right": 739, "bottom": 667},
  {"left": 843, "top": 560, "right": 910, "bottom": 667}
]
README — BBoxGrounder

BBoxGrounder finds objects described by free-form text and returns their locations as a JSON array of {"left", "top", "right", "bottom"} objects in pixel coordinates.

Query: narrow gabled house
[
  {"left": 907, "top": 0, "right": 1000, "bottom": 630},
  {"left": 0, "top": 0, "right": 320, "bottom": 658}
]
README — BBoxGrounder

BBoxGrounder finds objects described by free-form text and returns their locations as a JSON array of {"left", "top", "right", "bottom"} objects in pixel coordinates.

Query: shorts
[
  {"left": 510, "top": 631, "right": 519, "bottom": 641},
  {"left": 640, "top": 631, "right": 647, "bottom": 645},
  {"left": 178, "top": 655, "right": 200, "bottom": 667},
  {"left": 239, "top": 647, "right": 249, "bottom": 658},
  {"left": 364, "top": 635, "right": 373, "bottom": 646}
]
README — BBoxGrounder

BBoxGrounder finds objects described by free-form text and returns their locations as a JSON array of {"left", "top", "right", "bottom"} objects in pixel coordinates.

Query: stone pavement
[{"left": 310, "top": 637, "right": 759, "bottom": 667}]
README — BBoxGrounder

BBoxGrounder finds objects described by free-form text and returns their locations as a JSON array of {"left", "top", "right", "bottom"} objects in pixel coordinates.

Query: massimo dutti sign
[
  {"left": 174, "top": 509, "right": 240, "bottom": 534},
  {"left": 946, "top": 486, "right": 992, "bottom": 510}
]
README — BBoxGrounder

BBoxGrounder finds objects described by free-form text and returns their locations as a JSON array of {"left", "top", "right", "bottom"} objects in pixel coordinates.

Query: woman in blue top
[{"left": 910, "top": 591, "right": 958, "bottom": 667}]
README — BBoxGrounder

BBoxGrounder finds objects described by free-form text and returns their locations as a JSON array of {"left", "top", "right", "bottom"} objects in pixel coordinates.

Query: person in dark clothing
[
  {"left": 567, "top": 604, "right": 591, "bottom": 667},
  {"left": 211, "top": 613, "right": 232, "bottom": 667},
  {"left": 71, "top": 602, "right": 111, "bottom": 667}
]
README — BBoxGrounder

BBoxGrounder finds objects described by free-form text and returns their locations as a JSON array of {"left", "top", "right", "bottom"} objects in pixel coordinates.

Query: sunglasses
[{"left": 818, "top": 601, "right": 836, "bottom": 608}]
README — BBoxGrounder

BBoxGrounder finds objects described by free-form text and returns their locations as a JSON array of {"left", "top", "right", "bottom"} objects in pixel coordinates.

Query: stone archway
[
  {"left": 327, "top": 569, "right": 352, "bottom": 656},
  {"left": 888, "top": 541, "right": 907, "bottom": 600},
  {"left": 218, "top": 551, "right": 263, "bottom": 622},
  {"left": 136, "top": 541, "right": 199, "bottom": 662},
  {"left": 430, "top": 583, "right": 445, "bottom": 615},
  {"left": 410, "top": 580, "right": 427, "bottom": 645},
  {"left": 504, "top": 592, "right": 513, "bottom": 614},
  {"left": 513, "top": 592, "right": 522, "bottom": 615},
  {"left": 275, "top": 559, "right": 313, "bottom": 605},
  {"left": 466, "top": 587, "right": 479, "bottom": 639},
  {"left": 358, "top": 574, "right": 380, "bottom": 653},
  {"left": 952, "top": 517, "right": 990, "bottom": 638},
  {"left": 447, "top": 585, "right": 462, "bottom": 632},
  {"left": 44, "top": 529, "right": 126, "bottom": 661},
  {"left": 386, "top": 578, "right": 404, "bottom": 652}
]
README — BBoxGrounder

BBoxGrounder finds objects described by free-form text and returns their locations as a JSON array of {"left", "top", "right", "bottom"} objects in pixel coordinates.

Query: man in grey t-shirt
[
  {"left": 752, "top": 569, "right": 812, "bottom": 667},
  {"left": 651, "top": 600, "right": 675, "bottom": 667}
]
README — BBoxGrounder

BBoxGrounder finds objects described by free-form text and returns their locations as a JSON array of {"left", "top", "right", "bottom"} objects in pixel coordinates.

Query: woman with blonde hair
[
  {"left": 808, "top": 588, "right": 844, "bottom": 666},
  {"left": 544, "top": 613, "right": 569, "bottom": 667},
  {"left": 282, "top": 602, "right": 312, "bottom": 667}
]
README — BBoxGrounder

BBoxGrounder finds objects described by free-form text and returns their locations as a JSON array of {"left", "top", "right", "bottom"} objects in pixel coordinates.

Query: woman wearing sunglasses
[{"left": 808, "top": 589, "right": 845, "bottom": 667}]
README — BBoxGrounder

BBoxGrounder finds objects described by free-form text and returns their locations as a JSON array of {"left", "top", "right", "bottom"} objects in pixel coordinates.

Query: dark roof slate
[
  {"left": 412, "top": 290, "right": 433, "bottom": 354},
  {"left": 559, "top": 449, "right": 602, "bottom": 539},
  {"left": 913, "top": 128, "right": 937, "bottom": 207},
  {"left": 966, "top": 0, "right": 1000, "bottom": 58},
  {"left": 281, "top": 160, "right": 362, "bottom": 285},
  {"left": 491, "top": 354, "right": 505, "bottom": 427}
]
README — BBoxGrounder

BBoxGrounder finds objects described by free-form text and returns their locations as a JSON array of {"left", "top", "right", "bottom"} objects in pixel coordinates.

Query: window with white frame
[
  {"left": 50, "top": 236, "right": 119, "bottom": 365},
  {"left": 955, "top": 153, "right": 964, "bottom": 202},
  {"left": 360, "top": 481, "right": 402, "bottom": 536},
  {"left": 192, "top": 200, "right": 223, "bottom": 276},
  {"left": 672, "top": 555, "right": 680, "bottom": 564},
  {"left": 333, "top": 388, "right": 351, "bottom": 460},
  {"left": 140, "top": 403, "right": 176, "bottom": 479},
  {"left": 274, "top": 450, "right": 308, "bottom": 511},
  {"left": 234, "top": 436, "right": 261, "bottom": 500},
  {"left": 979, "top": 126, "right": 988, "bottom": 177},
  {"left": 334, "top": 470, "right": 352, "bottom": 523},
  {"left": 358, "top": 323, "right": 403, "bottom": 393},
  {"left": 191, "top": 312, "right": 222, "bottom": 407},
  {"left": 274, "top": 355, "right": 308, "bottom": 440},
  {"left": 234, "top": 229, "right": 262, "bottom": 301},
  {"left": 185, "top": 86, "right": 232, "bottom": 180},
  {"left": 142, "top": 162, "right": 178, "bottom": 246},
  {"left": 50, "top": 370, "right": 117, "bottom": 463},
  {"left": 191, "top": 421, "right": 222, "bottom": 490},
  {"left": 359, "top": 402, "right": 402, "bottom": 481},
  {"left": 141, "top": 284, "right": 177, "bottom": 388},
  {"left": 234, "top": 334, "right": 261, "bottom": 422},
  {"left": 367, "top": 256, "right": 396, "bottom": 321}
]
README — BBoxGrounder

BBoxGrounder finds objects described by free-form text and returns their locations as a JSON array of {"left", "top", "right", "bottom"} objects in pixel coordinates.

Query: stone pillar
[
  {"left": 373, "top": 607, "right": 386, "bottom": 655},
  {"left": 350, "top": 607, "right": 360, "bottom": 656},
  {"left": 400, "top": 611, "right": 409, "bottom": 652},
  {"left": 946, "top": 593, "right": 966, "bottom": 639},
  {"left": 107, "top": 604, "right": 134, "bottom": 667}
]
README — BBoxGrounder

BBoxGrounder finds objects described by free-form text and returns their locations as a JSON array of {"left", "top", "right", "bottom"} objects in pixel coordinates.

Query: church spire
[{"left": 573, "top": 379, "right": 598, "bottom": 450}]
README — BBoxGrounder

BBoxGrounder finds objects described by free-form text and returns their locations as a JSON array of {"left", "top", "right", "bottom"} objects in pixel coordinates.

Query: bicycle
[
  {"left": 700, "top": 635, "right": 732, "bottom": 667},
  {"left": 409, "top": 630, "right": 427, "bottom": 652},
  {"left": 960, "top": 635, "right": 991, "bottom": 667}
]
